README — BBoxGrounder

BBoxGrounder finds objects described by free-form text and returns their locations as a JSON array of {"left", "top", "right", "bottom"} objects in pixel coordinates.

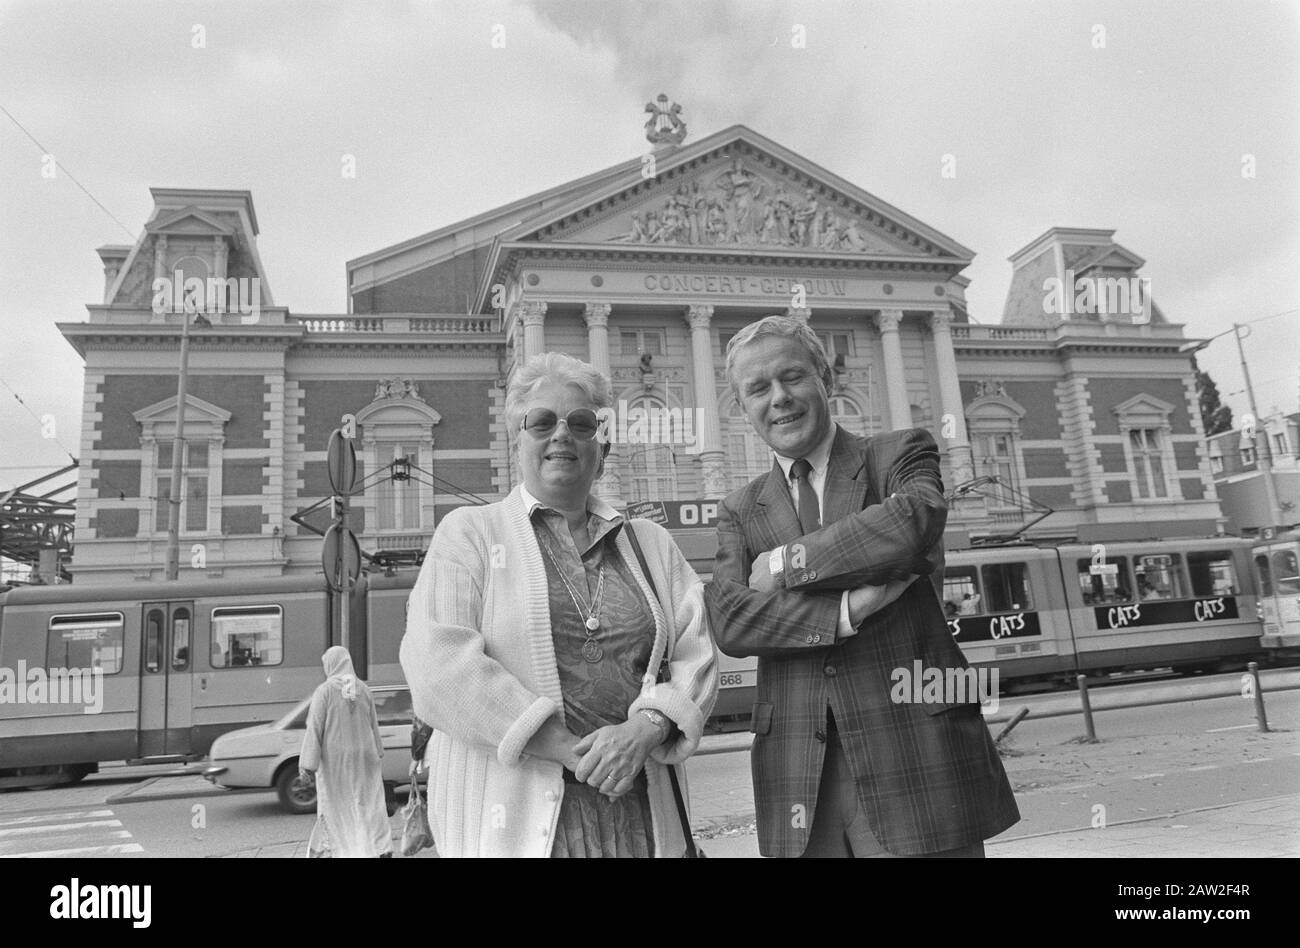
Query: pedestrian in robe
[{"left": 299, "top": 646, "right": 393, "bottom": 857}]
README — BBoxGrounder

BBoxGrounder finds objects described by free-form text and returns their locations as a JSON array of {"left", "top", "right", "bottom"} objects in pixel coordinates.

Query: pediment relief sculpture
[{"left": 608, "top": 159, "right": 895, "bottom": 253}]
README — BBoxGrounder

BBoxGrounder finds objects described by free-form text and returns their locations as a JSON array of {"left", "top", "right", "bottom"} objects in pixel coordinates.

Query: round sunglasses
[{"left": 519, "top": 407, "right": 603, "bottom": 441}]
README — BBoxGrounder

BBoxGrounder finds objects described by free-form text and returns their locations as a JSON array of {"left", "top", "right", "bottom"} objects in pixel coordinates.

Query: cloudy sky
[{"left": 1, "top": 0, "right": 1296, "bottom": 490}]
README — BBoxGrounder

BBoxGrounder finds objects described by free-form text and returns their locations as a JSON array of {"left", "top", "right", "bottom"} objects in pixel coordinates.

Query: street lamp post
[
  {"left": 1184, "top": 323, "right": 1284, "bottom": 532},
  {"left": 164, "top": 297, "right": 210, "bottom": 580}
]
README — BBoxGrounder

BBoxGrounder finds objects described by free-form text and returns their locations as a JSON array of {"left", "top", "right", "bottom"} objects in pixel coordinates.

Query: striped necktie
[{"left": 790, "top": 457, "right": 820, "bottom": 533}]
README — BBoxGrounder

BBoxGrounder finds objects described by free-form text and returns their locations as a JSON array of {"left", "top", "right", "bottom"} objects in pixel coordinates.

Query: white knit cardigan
[{"left": 400, "top": 486, "right": 719, "bottom": 858}]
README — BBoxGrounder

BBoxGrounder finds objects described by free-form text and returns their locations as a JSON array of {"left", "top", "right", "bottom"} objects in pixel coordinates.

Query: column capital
[
  {"left": 516, "top": 299, "right": 548, "bottom": 326},
  {"left": 786, "top": 307, "right": 811, "bottom": 321},
  {"left": 874, "top": 309, "right": 904, "bottom": 333},
  {"left": 683, "top": 304, "right": 714, "bottom": 330},
  {"left": 928, "top": 307, "right": 954, "bottom": 334},
  {"left": 582, "top": 302, "right": 612, "bottom": 328}
]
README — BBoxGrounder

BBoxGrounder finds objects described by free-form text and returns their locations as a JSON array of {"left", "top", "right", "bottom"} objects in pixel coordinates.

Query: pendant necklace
[{"left": 539, "top": 541, "right": 607, "bottom": 662}]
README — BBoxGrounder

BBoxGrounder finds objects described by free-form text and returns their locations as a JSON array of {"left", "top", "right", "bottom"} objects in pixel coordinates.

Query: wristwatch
[
  {"left": 638, "top": 708, "right": 671, "bottom": 736},
  {"left": 768, "top": 546, "right": 787, "bottom": 588}
]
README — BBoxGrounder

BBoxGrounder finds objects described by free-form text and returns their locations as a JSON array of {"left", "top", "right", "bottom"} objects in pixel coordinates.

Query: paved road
[{"left": 1, "top": 671, "right": 1296, "bottom": 857}]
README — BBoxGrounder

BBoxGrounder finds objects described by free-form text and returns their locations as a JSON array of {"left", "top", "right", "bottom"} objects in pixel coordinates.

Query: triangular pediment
[
  {"left": 1112, "top": 393, "right": 1176, "bottom": 425},
  {"left": 133, "top": 394, "right": 232, "bottom": 427},
  {"left": 499, "top": 128, "right": 972, "bottom": 260},
  {"left": 146, "top": 206, "right": 236, "bottom": 237}
]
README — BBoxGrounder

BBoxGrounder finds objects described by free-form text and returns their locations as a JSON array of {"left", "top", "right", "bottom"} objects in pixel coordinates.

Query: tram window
[
  {"left": 1077, "top": 556, "right": 1132, "bottom": 604},
  {"left": 942, "top": 567, "right": 981, "bottom": 617},
  {"left": 171, "top": 609, "right": 191, "bottom": 671},
  {"left": 144, "top": 609, "right": 164, "bottom": 673},
  {"left": 210, "top": 605, "right": 283, "bottom": 668},
  {"left": 374, "top": 689, "right": 413, "bottom": 726},
  {"left": 1254, "top": 555, "right": 1273, "bottom": 596},
  {"left": 46, "top": 613, "right": 125, "bottom": 675},
  {"left": 981, "top": 562, "right": 1034, "bottom": 613},
  {"left": 1187, "top": 551, "right": 1238, "bottom": 597},
  {"left": 1274, "top": 551, "right": 1300, "bottom": 595},
  {"left": 1134, "top": 553, "right": 1187, "bottom": 601}
]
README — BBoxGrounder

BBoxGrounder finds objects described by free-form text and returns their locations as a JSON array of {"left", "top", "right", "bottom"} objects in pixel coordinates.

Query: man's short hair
[{"left": 724, "top": 314, "right": 832, "bottom": 398}]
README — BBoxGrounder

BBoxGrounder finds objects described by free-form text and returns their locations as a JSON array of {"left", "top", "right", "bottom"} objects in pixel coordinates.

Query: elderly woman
[
  {"left": 400, "top": 352, "right": 718, "bottom": 857},
  {"left": 299, "top": 646, "right": 392, "bottom": 857}
]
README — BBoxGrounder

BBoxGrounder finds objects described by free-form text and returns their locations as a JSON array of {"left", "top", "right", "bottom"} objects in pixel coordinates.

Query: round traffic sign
[
  {"left": 326, "top": 429, "right": 357, "bottom": 495},
  {"left": 322, "top": 523, "right": 362, "bottom": 592}
]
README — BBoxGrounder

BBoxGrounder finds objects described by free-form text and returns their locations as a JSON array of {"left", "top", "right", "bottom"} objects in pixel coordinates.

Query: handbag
[
  {"left": 400, "top": 761, "right": 434, "bottom": 856},
  {"left": 624, "top": 521, "right": 704, "bottom": 859},
  {"left": 306, "top": 814, "right": 332, "bottom": 858}
]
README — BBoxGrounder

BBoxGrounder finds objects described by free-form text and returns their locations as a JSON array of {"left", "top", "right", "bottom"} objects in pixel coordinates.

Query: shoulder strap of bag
[{"left": 623, "top": 519, "right": 699, "bottom": 858}]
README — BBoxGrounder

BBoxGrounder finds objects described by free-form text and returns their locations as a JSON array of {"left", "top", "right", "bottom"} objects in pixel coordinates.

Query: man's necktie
[{"left": 790, "top": 457, "right": 821, "bottom": 533}]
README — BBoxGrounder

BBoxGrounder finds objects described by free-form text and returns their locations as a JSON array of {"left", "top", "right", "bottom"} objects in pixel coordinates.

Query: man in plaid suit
[{"left": 704, "top": 315, "right": 1019, "bottom": 857}]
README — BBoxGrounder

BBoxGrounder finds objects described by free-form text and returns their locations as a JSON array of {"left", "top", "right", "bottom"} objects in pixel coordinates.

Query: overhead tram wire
[{"left": 0, "top": 102, "right": 140, "bottom": 242}]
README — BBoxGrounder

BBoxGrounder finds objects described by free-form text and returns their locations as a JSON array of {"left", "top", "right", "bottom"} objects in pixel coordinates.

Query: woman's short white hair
[
  {"left": 724, "top": 314, "right": 832, "bottom": 398},
  {"left": 504, "top": 351, "right": 613, "bottom": 435}
]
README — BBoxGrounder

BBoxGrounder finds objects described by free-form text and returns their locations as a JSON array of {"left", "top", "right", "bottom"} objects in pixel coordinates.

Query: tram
[{"left": 1252, "top": 528, "right": 1300, "bottom": 657}]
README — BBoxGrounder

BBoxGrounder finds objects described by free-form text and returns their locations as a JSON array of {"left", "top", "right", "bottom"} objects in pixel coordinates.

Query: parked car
[{"left": 203, "top": 683, "right": 422, "bottom": 814}]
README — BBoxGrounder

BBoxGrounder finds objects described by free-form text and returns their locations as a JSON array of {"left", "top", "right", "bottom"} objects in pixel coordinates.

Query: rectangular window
[
  {"left": 1241, "top": 445, "right": 1256, "bottom": 465},
  {"left": 1130, "top": 428, "right": 1167, "bottom": 499},
  {"left": 154, "top": 442, "right": 209, "bottom": 533},
  {"left": 981, "top": 562, "right": 1034, "bottom": 613},
  {"left": 1274, "top": 550, "right": 1300, "bottom": 595},
  {"left": 942, "top": 566, "right": 981, "bottom": 616},
  {"left": 973, "top": 433, "right": 1018, "bottom": 505},
  {"left": 621, "top": 329, "right": 664, "bottom": 356},
  {"left": 46, "top": 613, "right": 125, "bottom": 675},
  {"left": 1134, "top": 553, "right": 1186, "bottom": 600},
  {"left": 211, "top": 605, "right": 284, "bottom": 668},
  {"left": 374, "top": 689, "right": 414, "bottom": 726},
  {"left": 1273, "top": 432, "right": 1288, "bottom": 456},
  {"left": 1254, "top": 554, "right": 1273, "bottom": 596},
  {"left": 1077, "top": 556, "right": 1133, "bottom": 604},
  {"left": 1187, "top": 550, "right": 1238, "bottom": 597},
  {"left": 376, "top": 443, "right": 420, "bottom": 531}
]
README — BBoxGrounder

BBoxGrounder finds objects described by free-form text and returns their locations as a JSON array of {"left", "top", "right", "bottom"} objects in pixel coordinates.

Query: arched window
[
  {"left": 966, "top": 388, "right": 1028, "bottom": 507},
  {"left": 623, "top": 396, "right": 679, "bottom": 501},
  {"left": 829, "top": 395, "right": 866, "bottom": 437}
]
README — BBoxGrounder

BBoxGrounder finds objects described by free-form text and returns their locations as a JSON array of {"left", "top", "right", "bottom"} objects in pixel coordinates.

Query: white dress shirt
[{"left": 768, "top": 425, "right": 858, "bottom": 638}]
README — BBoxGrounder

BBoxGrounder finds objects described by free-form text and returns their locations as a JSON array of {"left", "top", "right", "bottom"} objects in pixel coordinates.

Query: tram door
[
  {"left": 1255, "top": 543, "right": 1300, "bottom": 644},
  {"left": 139, "top": 601, "right": 195, "bottom": 758}
]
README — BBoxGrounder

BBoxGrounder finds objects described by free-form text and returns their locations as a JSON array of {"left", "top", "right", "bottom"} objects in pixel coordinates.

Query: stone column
[
  {"left": 212, "top": 236, "right": 228, "bottom": 280},
  {"left": 684, "top": 304, "right": 728, "bottom": 496},
  {"left": 212, "top": 236, "right": 229, "bottom": 321},
  {"left": 874, "top": 309, "right": 913, "bottom": 431},
  {"left": 583, "top": 303, "right": 612, "bottom": 375},
  {"left": 518, "top": 300, "right": 548, "bottom": 360},
  {"left": 584, "top": 303, "right": 624, "bottom": 506},
  {"left": 930, "top": 307, "right": 974, "bottom": 484}
]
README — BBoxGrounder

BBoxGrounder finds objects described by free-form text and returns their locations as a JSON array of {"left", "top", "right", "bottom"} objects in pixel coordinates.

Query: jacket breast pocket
[{"left": 750, "top": 702, "right": 774, "bottom": 735}]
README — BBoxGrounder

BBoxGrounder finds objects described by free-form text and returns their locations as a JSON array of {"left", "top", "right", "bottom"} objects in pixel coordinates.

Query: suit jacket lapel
[
  {"left": 756, "top": 459, "right": 803, "bottom": 547},
  {"left": 822, "top": 426, "right": 870, "bottom": 524}
]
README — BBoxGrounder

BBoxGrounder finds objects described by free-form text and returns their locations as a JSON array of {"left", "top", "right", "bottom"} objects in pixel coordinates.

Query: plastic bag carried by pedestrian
[
  {"left": 307, "top": 811, "right": 332, "bottom": 858},
  {"left": 400, "top": 761, "right": 433, "bottom": 856}
]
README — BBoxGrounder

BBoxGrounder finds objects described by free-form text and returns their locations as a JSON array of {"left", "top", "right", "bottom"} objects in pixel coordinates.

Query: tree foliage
[{"left": 1193, "top": 356, "right": 1233, "bottom": 436}]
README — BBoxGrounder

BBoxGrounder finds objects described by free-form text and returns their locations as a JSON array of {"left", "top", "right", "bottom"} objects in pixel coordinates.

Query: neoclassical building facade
[{"left": 60, "top": 120, "right": 1222, "bottom": 582}]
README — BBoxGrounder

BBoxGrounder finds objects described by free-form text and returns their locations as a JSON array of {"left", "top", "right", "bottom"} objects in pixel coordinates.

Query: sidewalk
[{"left": 694, "top": 792, "right": 1300, "bottom": 858}]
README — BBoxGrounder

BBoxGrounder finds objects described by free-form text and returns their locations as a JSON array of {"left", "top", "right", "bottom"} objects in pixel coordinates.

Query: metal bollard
[
  {"left": 995, "top": 707, "right": 1030, "bottom": 744},
  {"left": 1076, "top": 674, "right": 1099, "bottom": 743},
  {"left": 1247, "top": 661, "right": 1270, "bottom": 733}
]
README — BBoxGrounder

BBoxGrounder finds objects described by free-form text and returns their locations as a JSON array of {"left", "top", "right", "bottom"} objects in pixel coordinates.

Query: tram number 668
[{"left": 719, "top": 673, "right": 745, "bottom": 687}]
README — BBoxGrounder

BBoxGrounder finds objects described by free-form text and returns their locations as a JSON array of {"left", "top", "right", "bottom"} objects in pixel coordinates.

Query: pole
[
  {"left": 1076, "top": 674, "right": 1099, "bottom": 742},
  {"left": 339, "top": 494, "right": 350, "bottom": 656},
  {"left": 1247, "top": 661, "right": 1270, "bottom": 733},
  {"left": 1234, "top": 323, "right": 1284, "bottom": 530},
  {"left": 164, "top": 308, "right": 193, "bottom": 581}
]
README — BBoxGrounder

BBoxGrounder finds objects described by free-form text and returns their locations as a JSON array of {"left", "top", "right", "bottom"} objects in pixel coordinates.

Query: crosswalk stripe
[
  {"left": 8, "top": 843, "right": 144, "bottom": 858},
  {"left": 0, "top": 806, "right": 143, "bottom": 858},
  {"left": 0, "top": 820, "right": 123, "bottom": 839},
  {"left": 0, "top": 810, "right": 115, "bottom": 829}
]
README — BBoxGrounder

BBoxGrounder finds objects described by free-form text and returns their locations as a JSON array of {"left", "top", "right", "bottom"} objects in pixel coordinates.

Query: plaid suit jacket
[{"left": 704, "top": 425, "right": 1019, "bottom": 857}]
